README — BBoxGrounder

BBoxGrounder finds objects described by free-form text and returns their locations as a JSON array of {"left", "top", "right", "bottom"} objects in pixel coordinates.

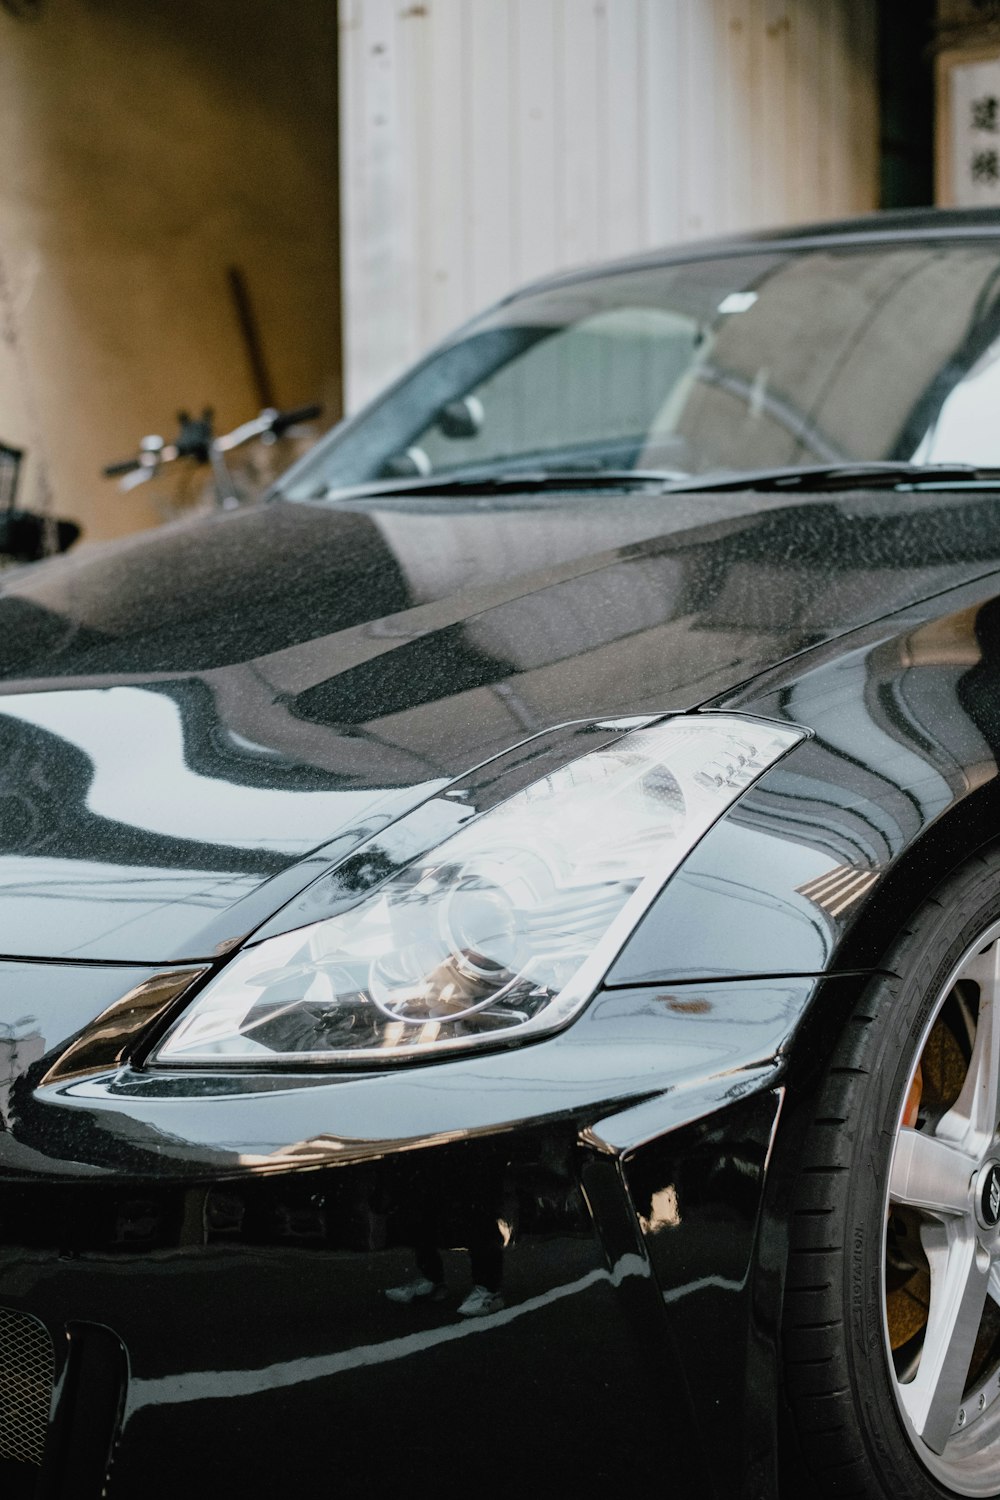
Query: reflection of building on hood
[
  {"left": 0, "top": 505, "right": 410, "bottom": 682},
  {"left": 958, "top": 597, "right": 1000, "bottom": 765},
  {"left": 0, "top": 1020, "right": 44, "bottom": 1122}
]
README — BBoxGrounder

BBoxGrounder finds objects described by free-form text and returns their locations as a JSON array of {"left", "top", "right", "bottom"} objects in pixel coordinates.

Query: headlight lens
[{"left": 153, "top": 715, "right": 801, "bottom": 1068}]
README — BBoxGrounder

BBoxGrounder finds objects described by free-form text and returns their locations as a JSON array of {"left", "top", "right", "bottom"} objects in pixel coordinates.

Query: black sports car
[{"left": 6, "top": 210, "right": 1000, "bottom": 1500}]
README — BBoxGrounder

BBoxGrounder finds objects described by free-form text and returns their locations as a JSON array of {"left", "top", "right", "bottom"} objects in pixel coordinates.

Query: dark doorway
[{"left": 878, "top": 0, "right": 937, "bottom": 208}]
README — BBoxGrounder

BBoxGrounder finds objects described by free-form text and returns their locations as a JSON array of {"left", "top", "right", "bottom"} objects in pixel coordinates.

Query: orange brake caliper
[
  {"left": 903, "top": 1063, "right": 923, "bottom": 1128},
  {"left": 887, "top": 1062, "right": 926, "bottom": 1351}
]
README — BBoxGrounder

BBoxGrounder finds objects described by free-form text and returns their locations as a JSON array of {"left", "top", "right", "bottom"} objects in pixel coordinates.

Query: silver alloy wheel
[{"left": 883, "top": 919, "right": 1000, "bottom": 1495}]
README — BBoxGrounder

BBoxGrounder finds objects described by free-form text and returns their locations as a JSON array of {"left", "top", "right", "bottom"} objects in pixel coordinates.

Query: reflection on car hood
[{"left": 1, "top": 486, "right": 999, "bottom": 962}]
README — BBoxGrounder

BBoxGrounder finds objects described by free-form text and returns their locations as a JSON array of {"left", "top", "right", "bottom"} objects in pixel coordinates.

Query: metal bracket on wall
[{"left": 0, "top": 442, "right": 22, "bottom": 511}]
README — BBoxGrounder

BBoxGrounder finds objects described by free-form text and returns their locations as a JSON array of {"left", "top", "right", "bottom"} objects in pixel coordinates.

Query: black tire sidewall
[{"left": 786, "top": 854, "right": 1000, "bottom": 1499}]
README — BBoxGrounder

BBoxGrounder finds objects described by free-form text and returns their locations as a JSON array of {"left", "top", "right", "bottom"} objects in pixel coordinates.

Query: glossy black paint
[
  {"left": 612, "top": 569, "right": 1000, "bottom": 984},
  {"left": 8, "top": 213, "right": 1000, "bottom": 1498},
  {"left": 4, "top": 518, "right": 1000, "bottom": 1497},
  {"left": 0, "top": 973, "right": 826, "bottom": 1499},
  {"left": 4, "top": 487, "right": 1000, "bottom": 962}
]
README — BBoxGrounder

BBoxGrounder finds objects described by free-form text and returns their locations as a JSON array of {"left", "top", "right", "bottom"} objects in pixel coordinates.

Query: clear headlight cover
[{"left": 153, "top": 715, "right": 801, "bottom": 1068}]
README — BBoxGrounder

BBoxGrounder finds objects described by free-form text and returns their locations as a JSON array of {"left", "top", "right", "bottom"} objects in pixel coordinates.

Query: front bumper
[{"left": 0, "top": 965, "right": 848, "bottom": 1499}]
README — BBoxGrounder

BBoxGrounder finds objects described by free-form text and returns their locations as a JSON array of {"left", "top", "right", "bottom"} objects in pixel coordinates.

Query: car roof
[{"left": 502, "top": 206, "right": 1000, "bottom": 305}]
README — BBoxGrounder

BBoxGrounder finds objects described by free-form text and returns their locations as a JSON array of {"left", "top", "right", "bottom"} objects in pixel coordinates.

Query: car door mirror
[
  {"left": 380, "top": 445, "right": 432, "bottom": 479},
  {"left": 436, "top": 396, "right": 484, "bottom": 440}
]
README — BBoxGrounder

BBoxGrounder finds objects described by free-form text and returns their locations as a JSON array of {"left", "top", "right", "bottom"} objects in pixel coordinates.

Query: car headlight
[{"left": 152, "top": 714, "right": 802, "bottom": 1068}]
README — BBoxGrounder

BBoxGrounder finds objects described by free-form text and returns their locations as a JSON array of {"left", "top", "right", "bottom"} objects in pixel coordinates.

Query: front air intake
[{"left": 0, "top": 1308, "right": 53, "bottom": 1466}]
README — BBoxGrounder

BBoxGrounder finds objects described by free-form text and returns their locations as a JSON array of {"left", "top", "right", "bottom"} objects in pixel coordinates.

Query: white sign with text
[{"left": 948, "top": 54, "right": 1000, "bottom": 206}]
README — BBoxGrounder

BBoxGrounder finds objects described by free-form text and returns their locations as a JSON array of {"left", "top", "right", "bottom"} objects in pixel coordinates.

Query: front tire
[{"left": 784, "top": 849, "right": 1000, "bottom": 1498}]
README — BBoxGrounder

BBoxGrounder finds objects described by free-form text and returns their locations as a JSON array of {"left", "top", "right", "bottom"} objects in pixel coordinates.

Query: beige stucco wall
[{"left": 0, "top": 0, "right": 341, "bottom": 543}]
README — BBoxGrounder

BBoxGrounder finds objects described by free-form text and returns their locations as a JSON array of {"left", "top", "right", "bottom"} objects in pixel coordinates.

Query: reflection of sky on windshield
[
  {"left": 916, "top": 341, "right": 1000, "bottom": 466},
  {"left": 0, "top": 688, "right": 416, "bottom": 853}
]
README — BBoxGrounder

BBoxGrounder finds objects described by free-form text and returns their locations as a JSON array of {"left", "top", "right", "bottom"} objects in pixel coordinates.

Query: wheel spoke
[
  {"left": 939, "top": 941, "right": 1000, "bottom": 1154},
  {"left": 889, "top": 1127, "right": 974, "bottom": 1219},
  {"left": 989, "top": 1260, "right": 1000, "bottom": 1310},
  {"left": 899, "top": 1227, "right": 990, "bottom": 1453}
]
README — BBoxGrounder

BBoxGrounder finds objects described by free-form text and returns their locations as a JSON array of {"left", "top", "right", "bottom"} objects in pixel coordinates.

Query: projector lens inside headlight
[{"left": 153, "top": 715, "right": 802, "bottom": 1067}]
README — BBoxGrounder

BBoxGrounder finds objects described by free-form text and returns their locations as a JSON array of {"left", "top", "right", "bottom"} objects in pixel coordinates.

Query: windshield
[{"left": 285, "top": 240, "right": 1000, "bottom": 498}]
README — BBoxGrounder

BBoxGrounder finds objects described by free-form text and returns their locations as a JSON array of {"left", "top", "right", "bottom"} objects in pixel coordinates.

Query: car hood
[{"left": 0, "top": 485, "right": 998, "bottom": 962}]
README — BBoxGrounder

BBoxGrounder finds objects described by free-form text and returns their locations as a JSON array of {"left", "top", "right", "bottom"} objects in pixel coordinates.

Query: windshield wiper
[
  {"left": 311, "top": 460, "right": 1000, "bottom": 504},
  {"left": 660, "top": 462, "right": 998, "bottom": 495},
  {"left": 314, "top": 468, "right": 687, "bottom": 501}
]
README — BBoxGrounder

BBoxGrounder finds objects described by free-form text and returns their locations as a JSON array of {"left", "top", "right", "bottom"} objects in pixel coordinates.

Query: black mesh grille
[{"left": 0, "top": 1308, "right": 53, "bottom": 1466}]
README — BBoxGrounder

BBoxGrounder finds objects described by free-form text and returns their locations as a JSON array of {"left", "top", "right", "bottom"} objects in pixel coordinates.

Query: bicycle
[{"left": 103, "top": 403, "right": 323, "bottom": 513}]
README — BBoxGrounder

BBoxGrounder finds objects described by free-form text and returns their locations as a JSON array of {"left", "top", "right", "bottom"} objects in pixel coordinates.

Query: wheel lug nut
[{"left": 959, "top": 1408, "right": 967, "bottom": 1427}]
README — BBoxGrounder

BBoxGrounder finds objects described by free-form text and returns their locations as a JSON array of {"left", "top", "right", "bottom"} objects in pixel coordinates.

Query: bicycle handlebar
[
  {"left": 272, "top": 403, "right": 323, "bottom": 435},
  {"left": 102, "top": 403, "right": 323, "bottom": 483}
]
